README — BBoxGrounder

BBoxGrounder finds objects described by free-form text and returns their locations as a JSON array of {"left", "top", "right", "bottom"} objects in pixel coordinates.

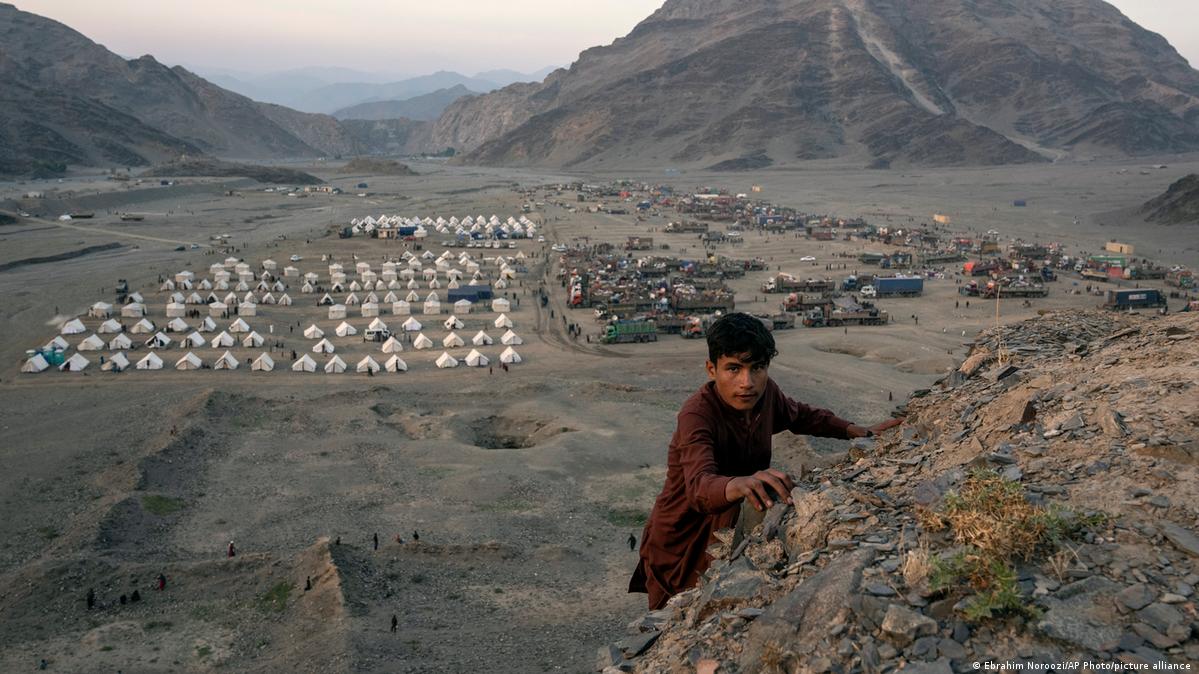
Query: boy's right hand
[{"left": 726, "top": 469, "right": 795, "bottom": 512}]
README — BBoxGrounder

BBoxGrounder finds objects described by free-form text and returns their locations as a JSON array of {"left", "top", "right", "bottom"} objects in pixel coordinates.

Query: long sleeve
[
  {"left": 675, "top": 411, "right": 734, "bottom": 514},
  {"left": 770, "top": 383, "right": 853, "bottom": 439}
]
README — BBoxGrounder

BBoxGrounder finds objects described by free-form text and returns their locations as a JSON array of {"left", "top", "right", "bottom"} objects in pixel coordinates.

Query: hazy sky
[{"left": 15, "top": 0, "right": 1199, "bottom": 77}]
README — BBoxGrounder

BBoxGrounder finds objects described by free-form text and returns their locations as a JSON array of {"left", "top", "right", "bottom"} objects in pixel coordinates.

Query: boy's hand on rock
[{"left": 726, "top": 469, "right": 795, "bottom": 512}]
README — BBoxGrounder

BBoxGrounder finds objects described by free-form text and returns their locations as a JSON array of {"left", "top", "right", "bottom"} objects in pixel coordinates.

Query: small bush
[
  {"left": 604, "top": 508, "right": 648, "bottom": 527},
  {"left": 141, "top": 495, "right": 185, "bottom": 516},
  {"left": 257, "top": 581, "right": 293, "bottom": 613}
]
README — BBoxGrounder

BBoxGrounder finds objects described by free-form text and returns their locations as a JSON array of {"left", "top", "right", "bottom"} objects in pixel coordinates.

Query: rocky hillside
[
  {"left": 0, "top": 4, "right": 359, "bottom": 175},
  {"left": 433, "top": 0, "right": 1199, "bottom": 169},
  {"left": 1142, "top": 175, "right": 1199, "bottom": 225},
  {"left": 140, "top": 159, "right": 322, "bottom": 185},
  {"left": 603, "top": 310, "right": 1199, "bottom": 672},
  {"left": 333, "top": 85, "right": 476, "bottom": 121}
]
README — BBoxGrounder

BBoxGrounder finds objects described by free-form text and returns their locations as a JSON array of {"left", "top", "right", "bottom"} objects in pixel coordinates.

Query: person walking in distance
[
  {"left": 391, "top": 614, "right": 398, "bottom": 633},
  {"left": 227, "top": 541, "right": 236, "bottom": 558}
]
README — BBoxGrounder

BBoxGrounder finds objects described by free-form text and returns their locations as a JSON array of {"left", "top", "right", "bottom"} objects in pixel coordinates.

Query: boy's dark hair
[{"left": 707, "top": 313, "right": 778, "bottom": 365}]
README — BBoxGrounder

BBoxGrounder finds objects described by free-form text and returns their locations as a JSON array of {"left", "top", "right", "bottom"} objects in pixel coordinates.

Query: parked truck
[
  {"left": 963, "top": 260, "right": 1001, "bottom": 276},
  {"left": 803, "top": 304, "right": 889, "bottom": 327},
  {"left": 601, "top": 320, "right": 659, "bottom": 344},
  {"left": 760, "top": 274, "right": 835, "bottom": 294},
  {"left": 859, "top": 276, "right": 924, "bottom": 298},
  {"left": 780, "top": 293, "right": 829, "bottom": 313},
  {"left": 982, "top": 281, "right": 1048, "bottom": 299},
  {"left": 1104, "top": 289, "right": 1166, "bottom": 310}
]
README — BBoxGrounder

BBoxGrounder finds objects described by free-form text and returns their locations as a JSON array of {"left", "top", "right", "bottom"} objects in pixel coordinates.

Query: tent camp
[
  {"left": 335, "top": 321, "right": 358, "bottom": 337},
  {"left": 501, "top": 330, "right": 523, "bottom": 345},
  {"left": 413, "top": 333, "right": 433, "bottom": 350},
  {"left": 131, "top": 318, "right": 156, "bottom": 334},
  {"left": 228, "top": 318, "right": 251, "bottom": 333},
  {"left": 60, "top": 318, "right": 86, "bottom": 335},
  {"left": 442, "top": 332, "right": 464, "bottom": 348},
  {"left": 494, "top": 314, "right": 513, "bottom": 329},
  {"left": 381, "top": 336, "right": 403, "bottom": 353},
  {"left": 384, "top": 355, "right": 408, "bottom": 372},
  {"left": 136, "top": 352, "right": 164, "bottom": 370},
  {"left": 464, "top": 349, "right": 489, "bottom": 367},
  {"left": 22, "top": 354, "right": 49, "bottom": 373},
  {"left": 304, "top": 324, "right": 324, "bottom": 339},
  {"left": 175, "top": 352, "right": 202, "bottom": 370},
  {"left": 146, "top": 332, "right": 171, "bottom": 349},
  {"left": 252, "top": 353, "right": 275, "bottom": 371},
  {"left": 312, "top": 338, "right": 336, "bottom": 354},
  {"left": 60, "top": 353, "right": 90, "bottom": 372},
  {"left": 184, "top": 332, "right": 207, "bottom": 348},
  {"left": 328, "top": 304, "right": 347, "bottom": 320},
  {"left": 324, "top": 355, "right": 347, "bottom": 374},
  {"left": 435, "top": 352, "right": 458, "bottom": 369},
  {"left": 292, "top": 354, "right": 318, "bottom": 372},
  {"left": 242, "top": 331, "right": 265, "bottom": 348},
  {"left": 89, "top": 302, "right": 112, "bottom": 318},
  {"left": 77, "top": 334, "right": 105, "bottom": 351},
  {"left": 493, "top": 298, "right": 511, "bottom": 313},
  {"left": 97, "top": 319, "right": 123, "bottom": 334},
  {"left": 356, "top": 356, "right": 380, "bottom": 373},
  {"left": 500, "top": 346, "right": 522, "bottom": 364},
  {"left": 472, "top": 330, "right": 493, "bottom": 346},
  {"left": 108, "top": 333, "right": 133, "bottom": 350},
  {"left": 214, "top": 351, "right": 239, "bottom": 370}
]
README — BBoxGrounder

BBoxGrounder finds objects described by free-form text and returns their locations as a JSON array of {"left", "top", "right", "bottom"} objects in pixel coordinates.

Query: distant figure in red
[
  {"left": 227, "top": 541, "right": 236, "bottom": 558},
  {"left": 157, "top": 573, "right": 166, "bottom": 591}
]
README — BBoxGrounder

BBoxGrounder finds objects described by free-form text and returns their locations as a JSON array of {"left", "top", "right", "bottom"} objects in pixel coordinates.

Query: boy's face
[{"left": 706, "top": 352, "right": 769, "bottom": 413}]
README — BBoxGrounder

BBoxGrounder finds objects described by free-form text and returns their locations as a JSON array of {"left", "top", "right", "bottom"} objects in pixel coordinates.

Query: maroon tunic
[{"left": 628, "top": 378, "right": 853, "bottom": 608}]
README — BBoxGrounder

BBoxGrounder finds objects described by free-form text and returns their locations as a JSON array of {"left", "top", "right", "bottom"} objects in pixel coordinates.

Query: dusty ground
[{"left": 0, "top": 158, "right": 1195, "bottom": 673}]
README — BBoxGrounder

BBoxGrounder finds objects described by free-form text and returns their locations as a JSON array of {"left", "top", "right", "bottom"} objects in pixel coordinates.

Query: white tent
[
  {"left": 500, "top": 346, "right": 522, "bottom": 364},
  {"left": 442, "top": 332, "right": 465, "bottom": 348},
  {"left": 214, "top": 351, "right": 239, "bottom": 370},
  {"left": 472, "top": 330, "right": 493, "bottom": 346},
  {"left": 335, "top": 321, "right": 358, "bottom": 337},
  {"left": 130, "top": 318, "right": 156, "bottom": 334},
  {"left": 199, "top": 317, "right": 218, "bottom": 332},
  {"left": 146, "top": 332, "right": 172, "bottom": 349},
  {"left": 166, "top": 302, "right": 187, "bottom": 318},
  {"left": 228, "top": 318, "right": 251, "bottom": 333},
  {"left": 392, "top": 300, "right": 411, "bottom": 316},
  {"left": 413, "top": 333, "right": 433, "bottom": 350},
  {"left": 313, "top": 338, "right": 335, "bottom": 354},
  {"left": 494, "top": 314, "right": 513, "bottom": 329},
  {"left": 210, "top": 331, "right": 235, "bottom": 348},
  {"left": 493, "top": 298, "right": 511, "bottom": 313},
  {"left": 136, "top": 352, "right": 164, "bottom": 370},
  {"left": 184, "top": 332, "right": 207, "bottom": 348},
  {"left": 402, "top": 317, "right": 422, "bottom": 332},
  {"left": 443, "top": 316, "right": 464, "bottom": 330},
  {"left": 120, "top": 303, "right": 145, "bottom": 318},
  {"left": 384, "top": 355, "right": 408, "bottom": 372},
  {"left": 381, "top": 336, "right": 404, "bottom": 353},
  {"left": 501, "top": 329, "right": 523, "bottom": 345},
  {"left": 328, "top": 304, "right": 347, "bottom": 320},
  {"left": 435, "top": 352, "right": 458, "bottom": 368},
  {"left": 252, "top": 353, "right": 275, "bottom": 371},
  {"left": 368, "top": 317, "right": 388, "bottom": 332},
  {"left": 60, "top": 318, "right": 86, "bottom": 335},
  {"left": 77, "top": 334, "right": 105, "bottom": 351},
  {"left": 44, "top": 335, "right": 69, "bottom": 351},
  {"left": 464, "top": 349, "right": 489, "bottom": 367},
  {"left": 324, "top": 355, "right": 347, "bottom": 373},
  {"left": 89, "top": 301, "right": 113, "bottom": 318},
  {"left": 304, "top": 324, "right": 325, "bottom": 339},
  {"left": 209, "top": 302, "right": 228, "bottom": 317},
  {"left": 108, "top": 333, "right": 133, "bottom": 350},
  {"left": 22, "top": 354, "right": 49, "bottom": 373},
  {"left": 242, "top": 331, "right": 265, "bottom": 348},
  {"left": 277, "top": 293, "right": 293, "bottom": 306},
  {"left": 239, "top": 302, "right": 258, "bottom": 317},
  {"left": 405, "top": 290, "right": 420, "bottom": 302},
  {"left": 453, "top": 299, "right": 472, "bottom": 315},
  {"left": 102, "top": 352, "right": 130, "bottom": 372},
  {"left": 361, "top": 302, "right": 380, "bottom": 317},
  {"left": 60, "top": 353, "right": 90, "bottom": 372},
  {"left": 356, "top": 355, "right": 380, "bottom": 373},
  {"left": 423, "top": 299, "right": 441, "bottom": 315},
  {"left": 175, "top": 352, "right": 202, "bottom": 370},
  {"left": 97, "top": 319, "right": 124, "bottom": 334},
  {"left": 292, "top": 354, "right": 318, "bottom": 372}
]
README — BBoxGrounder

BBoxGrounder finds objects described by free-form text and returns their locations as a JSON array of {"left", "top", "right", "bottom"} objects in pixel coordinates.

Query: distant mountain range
[
  {"left": 204, "top": 66, "right": 556, "bottom": 115},
  {"left": 333, "top": 85, "right": 477, "bottom": 121},
  {"left": 429, "top": 0, "right": 1199, "bottom": 169}
]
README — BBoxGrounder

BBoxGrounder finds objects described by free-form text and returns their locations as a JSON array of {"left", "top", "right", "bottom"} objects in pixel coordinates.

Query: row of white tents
[
  {"left": 23, "top": 347, "right": 521, "bottom": 374},
  {"left": 348, "top": 214, "right": 538, "bottom": 240}
]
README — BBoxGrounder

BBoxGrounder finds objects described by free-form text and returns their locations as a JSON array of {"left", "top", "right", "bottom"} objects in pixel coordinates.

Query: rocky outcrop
[
  {"left": 603, "top": 311, "right": 1199, "bottom": 672},
  {"left": 432, "top": 0, "right": 1199, "bottom": 169},
  {"left": 1142, "top": 174, "right": 1199, "bottom": 225}
]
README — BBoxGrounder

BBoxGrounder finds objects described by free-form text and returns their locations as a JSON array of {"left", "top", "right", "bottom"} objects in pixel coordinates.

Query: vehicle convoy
[
  {"left": 780, "top": 292, "right": 828, "bottom": 313},
  {"left": 760, "top": 274, "right": 836, "bottom": 294},
  {"left": 1104, "top": 289, "right": 1166, "bottom": 310},
  {"left": 802, "top": 303, "right": 889, "bottom": 327},
  {"left": 859, "top": 276, "right": 924, "bottom": 298},
  {"left": 601, "top": 320, "right": 659, "bottom": 344}
]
